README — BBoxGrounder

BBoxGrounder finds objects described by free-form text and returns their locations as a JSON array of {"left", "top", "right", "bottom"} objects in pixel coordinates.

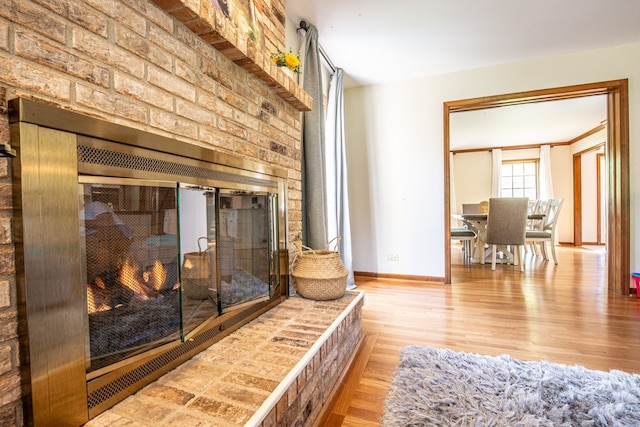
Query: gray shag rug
[{"left": 382, "top": 345, "right": 640, "bottom": 427}]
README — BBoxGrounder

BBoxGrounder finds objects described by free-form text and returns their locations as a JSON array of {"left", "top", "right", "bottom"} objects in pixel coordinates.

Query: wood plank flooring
[{"left": 320, "top": 245, "right": 640, "bottom": 426}]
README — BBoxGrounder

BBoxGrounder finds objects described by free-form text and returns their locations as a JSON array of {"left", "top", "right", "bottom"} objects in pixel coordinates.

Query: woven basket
[
  {"left": 292, "top": 237, "right": 348, "bottom": 301},
  {"left": 181, "top": 237, "right": 216, "bottom": 301}
]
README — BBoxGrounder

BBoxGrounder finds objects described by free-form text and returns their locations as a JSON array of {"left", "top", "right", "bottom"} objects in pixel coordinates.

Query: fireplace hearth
[{"left": 10, "top": 98, "right": 289, "bottom": 426}]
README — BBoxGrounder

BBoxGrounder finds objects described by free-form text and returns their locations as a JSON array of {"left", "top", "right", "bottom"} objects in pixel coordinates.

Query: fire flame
[
  {"left": 144, "top": 260, "right": 167, "bottom": 291},
  {"left": 87, "top": 257, "right": 177, "bottom": 314},
  {"left": 119, "top": 258, "right": 155, "bottom": 300},
  {"left": 87, "top": 279, "right": 110, "bottom": 313}
]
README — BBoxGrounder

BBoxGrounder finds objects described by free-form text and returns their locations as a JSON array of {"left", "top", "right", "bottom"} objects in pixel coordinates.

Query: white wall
[
  {"left": 452, "top": 152, "right": 492, "bottom": 213},
  {"left": 582, "top": 150, "right": 599, "bottom": 243},
  {"left": 572, "top": 128, "right": 607, "bottom": 244},
  {"left": 550, "top": 145, "right": 574, "bottom": 244},
  {"left": 345, "top": 42, "right": 640, "bottom": 278}
]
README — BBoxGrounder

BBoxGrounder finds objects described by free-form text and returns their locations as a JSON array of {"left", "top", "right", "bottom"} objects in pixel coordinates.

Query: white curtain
[
  {"left": 539, "top": 144, "right": 558, "bottom": 245},
  {"left": 539, "top": 145, "right": 554, "bottom": 199},
  {"left": 491, "top": 149, "right": 502, "bottom": 197},
  {"left": 326, "top": 68, "right": 355, "bottom": 289}
]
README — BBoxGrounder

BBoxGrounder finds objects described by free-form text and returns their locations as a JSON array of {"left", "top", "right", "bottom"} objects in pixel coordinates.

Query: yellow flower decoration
[
  {"left": 284, "top": 52, "right": 300, "bottom": 70},
  {"left": 270, "top": 48, "right": 301, "bottom": 74}
]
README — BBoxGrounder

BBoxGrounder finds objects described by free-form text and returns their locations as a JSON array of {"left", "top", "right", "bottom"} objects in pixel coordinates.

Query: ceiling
[
  {"left": 286, "top": 0, "right": 640, "bottom": 89},
  {"left": 449, "top": 95, "right": 607, "bottom": 150},
  {"left": 286, "top": 0, "right": 639, "bottom": 148}
]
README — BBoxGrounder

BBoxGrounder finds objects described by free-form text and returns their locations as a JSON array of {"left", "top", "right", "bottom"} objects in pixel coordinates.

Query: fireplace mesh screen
[
  {"left": 87, "top": 318, "right": 225, "bottom": 410},
  {"left": 78, "top": 144, "right": 277, "bottom": 189},
  {"left": 81, "top": 181, "right": 182, "bottom": 372}
]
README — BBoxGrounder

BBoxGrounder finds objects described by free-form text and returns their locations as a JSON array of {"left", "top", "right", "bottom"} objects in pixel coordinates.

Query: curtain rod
[
  {"left": 319, "top": 44, "right": 336, "bottom": 75},
  {"left": 299, "top": 20, "right": 336, "bottom": 75}
]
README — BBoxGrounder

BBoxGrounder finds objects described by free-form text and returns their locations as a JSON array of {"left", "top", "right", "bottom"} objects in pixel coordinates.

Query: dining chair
[
  {"left": 525, "top": 198, "right": 564, "bottom": 264},
  {"left": 524, "top": 199, "right": 539, "bottom": 254},
  {"left": 451, "top": 226, "right": 476, "bottom": 260},
  {"left": 526, "top": 199, "right": 539, "bottom": 229},
  {"left": 526, "top": 199, "right": 548, "bottom": 254},
  {"left": 452, "top": 203, "right": 483, "bottom": 259},
  {"left": 483, "top": 197, "right": 529, "bottom": 271}
]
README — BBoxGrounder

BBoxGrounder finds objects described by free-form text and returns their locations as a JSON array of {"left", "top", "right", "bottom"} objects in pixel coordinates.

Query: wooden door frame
[
  {"left": 573, "top": 154, "right": 583, "bottom": 247},
  {"left": 597, "top": 152, "right": 606, "bottom": 245},
  {"left": 444, "top": 79, "right": 629, "bottom": 295},
  {"left": 572, "top": 144, "right": 605, "bottom": 246}
]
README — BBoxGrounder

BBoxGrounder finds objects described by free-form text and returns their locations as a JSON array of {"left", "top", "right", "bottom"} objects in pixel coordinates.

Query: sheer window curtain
[
  {"left": 326, "top": 68, "right": 355, "bottom": 289},
  {"left": 491, "top": 149, "right": 503, "bottom": 197},
  {"left": 539, "top": 145, "right": 554, "bottom": 199},
  {"left": 538, "top": 144, "right": 558, "bottom": 244}
]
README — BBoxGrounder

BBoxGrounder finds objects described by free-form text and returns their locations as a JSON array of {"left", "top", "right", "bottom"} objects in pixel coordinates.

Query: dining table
[{"left": 453, "top": 212, "right": 545, "bottom": 264}]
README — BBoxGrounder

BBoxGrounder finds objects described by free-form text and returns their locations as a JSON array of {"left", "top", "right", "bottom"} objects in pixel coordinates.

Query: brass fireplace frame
[{"left": 9, "top": 98, "right": 290, "bottom": 426}]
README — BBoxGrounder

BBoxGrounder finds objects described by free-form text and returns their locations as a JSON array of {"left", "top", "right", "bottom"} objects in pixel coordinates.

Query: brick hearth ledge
[{"left": 85, "top": 291, "right": 364, "bottom": 426}]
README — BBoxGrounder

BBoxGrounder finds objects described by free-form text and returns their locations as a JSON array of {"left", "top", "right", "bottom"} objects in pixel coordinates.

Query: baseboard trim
[{"left": 354, "top": 271, "right": 445, "bottom": 283}]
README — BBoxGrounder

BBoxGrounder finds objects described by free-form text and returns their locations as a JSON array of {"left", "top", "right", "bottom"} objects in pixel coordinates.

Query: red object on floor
[{"left": 632, "top": 273, "right": 640, "bottom": 298}]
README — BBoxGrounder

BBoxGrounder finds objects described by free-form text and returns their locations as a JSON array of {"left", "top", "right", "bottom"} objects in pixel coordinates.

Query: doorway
[
  {"left": 573, "top": 143, "right": 607, "bottom": 247},
  {"left": 443, "top": 80, "right": 629, "bottom": 295}
]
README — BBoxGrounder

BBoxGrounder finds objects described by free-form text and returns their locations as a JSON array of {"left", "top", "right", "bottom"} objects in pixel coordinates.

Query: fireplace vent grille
[
  {"left": 87, "top": 311, "right": 236, "bottom": 410},
  {"left": 78, "top": 144, "right": 277, "bottom": 189}
]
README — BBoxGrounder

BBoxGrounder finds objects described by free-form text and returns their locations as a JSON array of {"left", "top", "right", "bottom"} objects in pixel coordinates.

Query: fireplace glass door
[
  {"left": 81, "top": 178, "right": 280, "bottom": 373},
  {"left": 80, "top": 178, "right": 181, "bottom": 372},
  {"left": 177, "top": 184, "right": 218, "bottom": 337},
  {"left": 176, "top": 186, "right": 279, "bottom": 334},
  {"left": 216, "top": 190, "right": 276, "bottom": 312}
]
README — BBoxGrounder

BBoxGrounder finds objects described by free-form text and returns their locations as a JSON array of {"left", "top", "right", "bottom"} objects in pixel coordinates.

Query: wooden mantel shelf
[{"left": 151, "top": 0, "right": 313, "bottom": 112}]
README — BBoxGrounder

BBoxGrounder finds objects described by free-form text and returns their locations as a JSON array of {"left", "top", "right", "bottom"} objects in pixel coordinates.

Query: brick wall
[
  {"left": 0, "top": 0, "right": 304, "bottom": 424},
  {"left": 262, "top": 297, "right": 363, "bottom": 426}
]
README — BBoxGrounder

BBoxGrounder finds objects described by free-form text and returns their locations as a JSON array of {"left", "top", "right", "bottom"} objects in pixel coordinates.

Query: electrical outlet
[{"left": 387, "top": 253, "right": 399, "bottom": 261}]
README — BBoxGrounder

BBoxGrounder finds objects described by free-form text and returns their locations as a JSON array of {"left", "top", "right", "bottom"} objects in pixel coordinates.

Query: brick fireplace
[
  {"left": 11, "top": 96, "right": 294, "bottom": 425},
  {"left": 0, "top": 0, "right": 322, "bottom": 425}
]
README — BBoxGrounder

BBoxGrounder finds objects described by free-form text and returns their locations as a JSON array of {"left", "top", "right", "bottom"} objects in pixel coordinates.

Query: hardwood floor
[{"left": 320, "top": 245, "right": 640, "bottom": 426}]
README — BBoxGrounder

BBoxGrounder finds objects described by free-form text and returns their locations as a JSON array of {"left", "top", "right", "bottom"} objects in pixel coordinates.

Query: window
[{"left": 501, "top": 160, "right": 538, "bottom": 198}]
